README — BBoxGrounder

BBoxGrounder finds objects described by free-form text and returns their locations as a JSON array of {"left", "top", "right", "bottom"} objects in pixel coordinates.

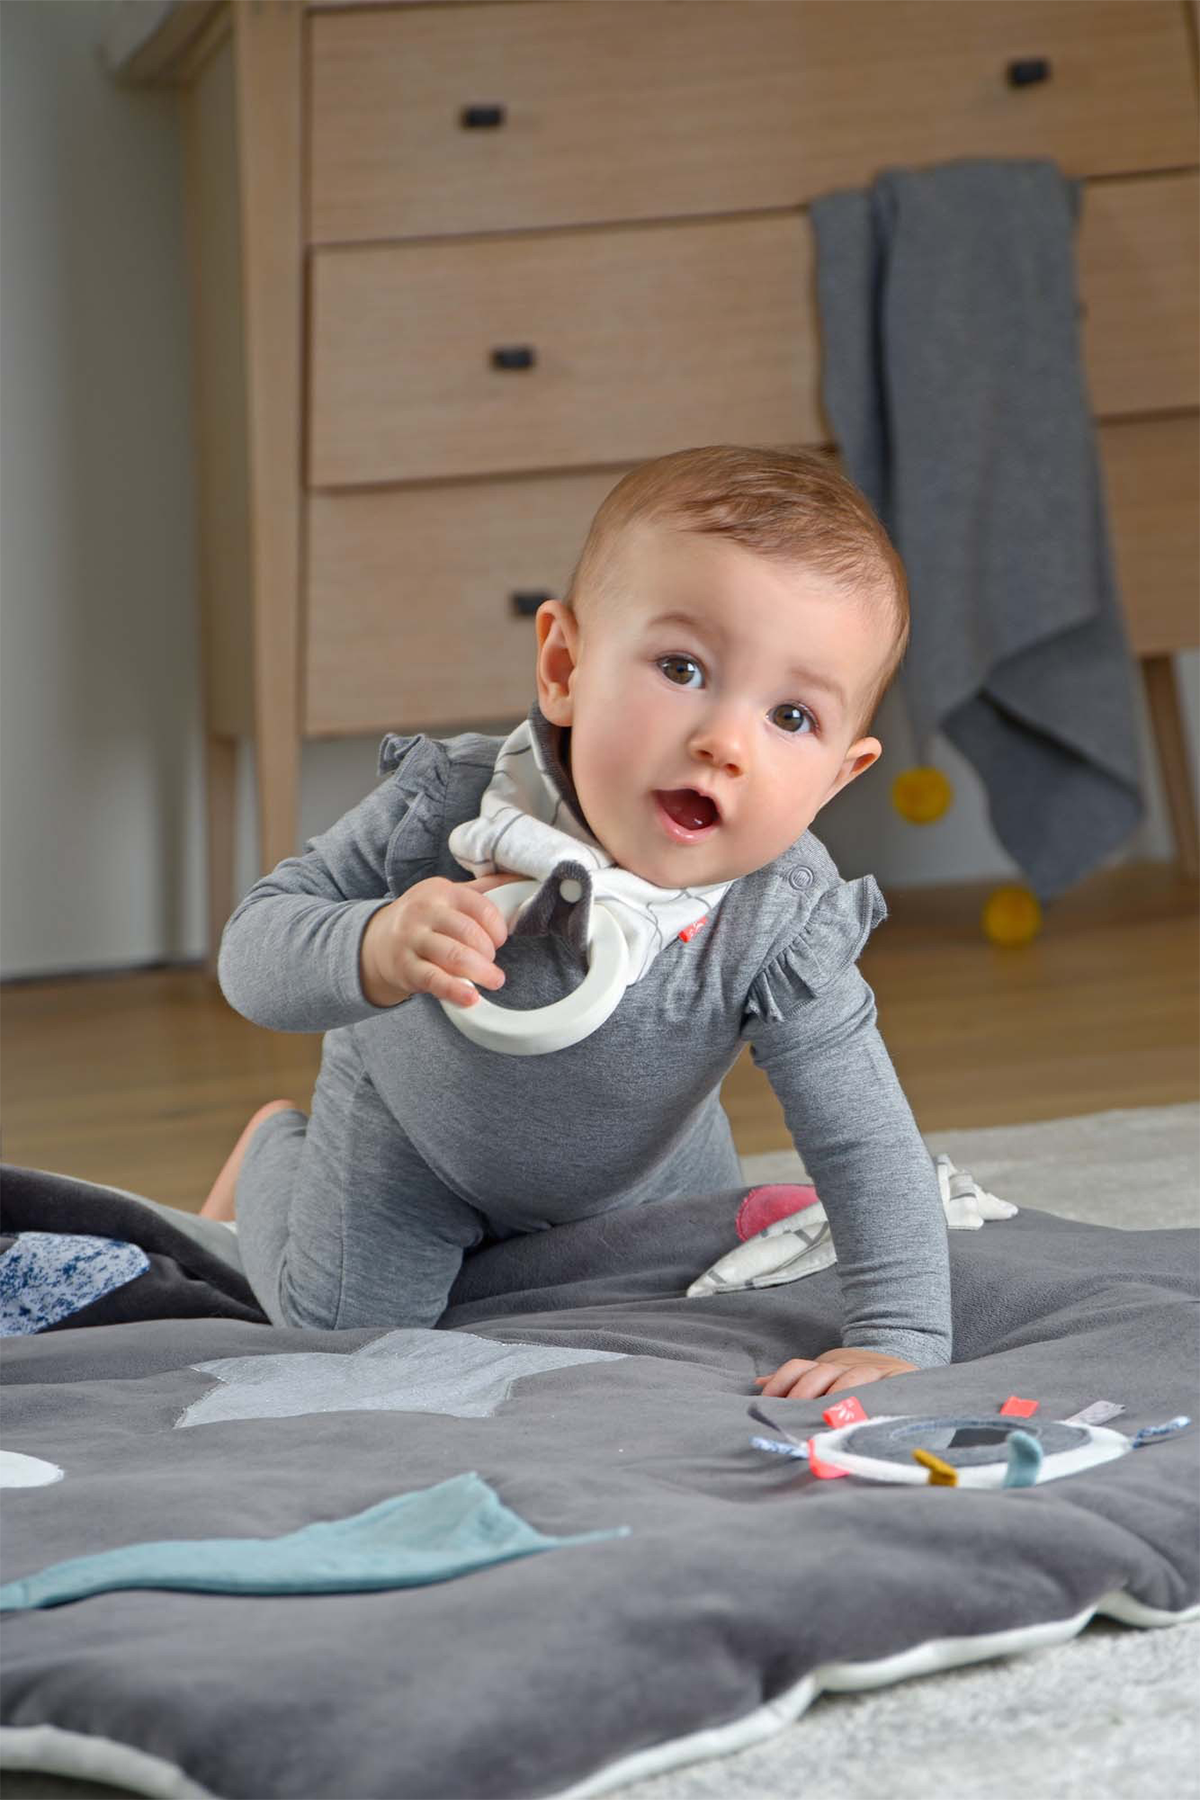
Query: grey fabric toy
[{"left": 811, "top": 157, "right": 1144, "bottom": 900}]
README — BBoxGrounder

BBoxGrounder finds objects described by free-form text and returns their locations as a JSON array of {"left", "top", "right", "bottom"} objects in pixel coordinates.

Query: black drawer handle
[
  {"left": 461, "top": 104, "right": 506, "bottom": 129},
  {"left": 1006, "top": 58, "right": 1051, "bottom": 87},
  {"left": 511, "top": 591, "right": 551, "bottom": 617},
  {"left": 491, "top": 345, "right": 537, "bottom": 371}
]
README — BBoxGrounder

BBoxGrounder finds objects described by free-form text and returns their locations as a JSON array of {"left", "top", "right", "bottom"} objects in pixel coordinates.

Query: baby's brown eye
[
  {"left": 773, "top": 704, "right": 814, "bottom": 734},
  {"left": 659, "top": 656, "right": 700, "bottom": 686}
]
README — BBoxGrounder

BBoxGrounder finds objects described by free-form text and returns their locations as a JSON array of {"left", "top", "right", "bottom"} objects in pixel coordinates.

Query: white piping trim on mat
[
  {"left": 0, "top": 1724, "right": 215, "bottom": 1799},
  {"left": 1, "top": 1592, "right": 1196, "bottom": 1800},
  {"left": 548, "top": 1589, "right": 1200, "bottom": 1800}
]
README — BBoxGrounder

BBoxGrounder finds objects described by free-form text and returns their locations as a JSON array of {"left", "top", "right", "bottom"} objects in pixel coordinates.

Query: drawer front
[
  {"left": 309, "top": 175, "right": 1198, "bottom": 490},
  {"left": 308, "top": 1, "right": 1197, "bottom": 244},
  {"left": 306, "top": 414, "right": 1197, "bottom": 740},
  {"left": 1078, "top": 174, "right": 1199, "bottom": 419},
  {"left": 1102, "top": 415, "right": 1200, "bottom": 656},
  {"left": 309, "top": 215, "right": 815, "bottom": 487},
  {"left": 305, "top": 470, "right": 622, "bottom": 736}
]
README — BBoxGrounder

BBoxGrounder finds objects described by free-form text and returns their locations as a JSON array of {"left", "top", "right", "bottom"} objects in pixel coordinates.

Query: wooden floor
[{"left": 2, "top": 861, "right": 1196, "bottom": 1213}]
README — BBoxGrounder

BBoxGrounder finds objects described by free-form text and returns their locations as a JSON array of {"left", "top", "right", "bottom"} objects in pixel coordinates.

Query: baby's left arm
[{"left": 744, "top": 956, "right": 952, "bottom": 1388}]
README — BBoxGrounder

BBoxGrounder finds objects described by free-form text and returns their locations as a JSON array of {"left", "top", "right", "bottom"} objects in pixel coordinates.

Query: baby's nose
[
  {"left": 687, "top": 705, "right": 751, "bottom": 778},
  {"left": 695, "top": 734, "right": 747, "bottom": 778}
]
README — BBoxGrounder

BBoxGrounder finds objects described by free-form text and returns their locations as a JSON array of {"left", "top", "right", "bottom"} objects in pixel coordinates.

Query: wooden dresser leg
[
  {"left": 1141, "top": 654, "right": 1199, "bottom": 881},
  {"left": 256, "top": 728, "right": 302, "bottom": 882},
  {"left": 235, "top": 1, "right": 304, "bottom": 886},
  {"left": 205, "top": 733, "right": 239, "bottom": 978}
]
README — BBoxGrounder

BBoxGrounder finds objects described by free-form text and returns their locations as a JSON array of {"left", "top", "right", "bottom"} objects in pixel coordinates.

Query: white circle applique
[{"left": 0, "top": 1451, "right": 64, "bottom": 1488}]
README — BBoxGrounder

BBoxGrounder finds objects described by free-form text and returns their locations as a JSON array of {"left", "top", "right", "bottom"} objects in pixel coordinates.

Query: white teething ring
[
  {"left": 438, "top": 879, "right": 630, "bottom": 1056},
  {"left": 807, "top": 1415, "right": 1132, "bottom": 1488}
]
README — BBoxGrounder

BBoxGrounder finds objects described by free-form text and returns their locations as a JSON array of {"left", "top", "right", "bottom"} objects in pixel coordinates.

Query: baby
[{"left": 203, "top": 445, "right": 951, "bottom": 1401}]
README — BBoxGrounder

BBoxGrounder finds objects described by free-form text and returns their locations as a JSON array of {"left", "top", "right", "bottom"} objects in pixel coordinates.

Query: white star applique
[{"left": 177, "top": 1328, "right": 625, "bottom": 1428}]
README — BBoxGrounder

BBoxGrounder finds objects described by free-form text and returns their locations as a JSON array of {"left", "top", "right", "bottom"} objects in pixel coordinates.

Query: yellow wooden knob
[
  {"left": 891, "top": 766, "right": 953, "bottom": 825},
  {"left": 982, "top": 884, "right": 1043, "bottom": 946}
]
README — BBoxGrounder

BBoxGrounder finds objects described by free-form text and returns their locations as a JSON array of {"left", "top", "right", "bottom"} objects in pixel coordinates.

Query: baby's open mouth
[{"left": 656, "top": 789, "right": 720, "bottom": 832}]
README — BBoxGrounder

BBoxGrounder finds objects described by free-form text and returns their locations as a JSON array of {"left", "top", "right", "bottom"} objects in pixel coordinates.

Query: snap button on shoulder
[
  {"left": 559, "top": 877, "right": 583, "bottom": 904},
  {"left": 787, "top": 866, "right": 814, "bottom": 892}
]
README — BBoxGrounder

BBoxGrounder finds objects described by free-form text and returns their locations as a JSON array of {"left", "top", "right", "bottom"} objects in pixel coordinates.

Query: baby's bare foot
[{"left": 198, "top": 1100, "right": 300, "bottom": 1220}]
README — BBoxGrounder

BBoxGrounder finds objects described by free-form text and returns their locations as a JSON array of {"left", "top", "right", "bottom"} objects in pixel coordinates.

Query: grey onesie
[{"left": 219, "top": 703, "right": 952, "bottom": 1366}]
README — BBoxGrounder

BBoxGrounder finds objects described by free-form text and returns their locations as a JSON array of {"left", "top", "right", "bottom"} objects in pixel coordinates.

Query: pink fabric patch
[{"left": 736, "top": 1183, "right": 821, "bottom": 1242}]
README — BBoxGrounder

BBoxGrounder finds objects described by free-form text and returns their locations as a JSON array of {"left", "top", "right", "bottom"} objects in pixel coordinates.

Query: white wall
[
  {"left": 2, "top": 1, "right": 1196, "bottom": 978},
  {"left": 1, "top": 0, "right": 203, "bottom": 976}
]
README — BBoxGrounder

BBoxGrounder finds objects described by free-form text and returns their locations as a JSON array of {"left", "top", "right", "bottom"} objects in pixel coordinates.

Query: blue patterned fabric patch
[{"left": 0, "top": 1234, "right": 150, "bottom": 1336}]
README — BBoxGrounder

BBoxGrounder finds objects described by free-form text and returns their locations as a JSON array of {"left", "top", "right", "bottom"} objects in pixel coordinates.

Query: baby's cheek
[{"left": 579, "top": 733, "right": 638, "bottom": 821}]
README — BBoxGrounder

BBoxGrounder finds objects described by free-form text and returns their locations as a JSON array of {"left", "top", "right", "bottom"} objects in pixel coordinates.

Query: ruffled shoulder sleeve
[
  {"left": 378, "top": 732, "right": 430, "bottom": 779},
  {"left": 375, "top": 733, "right": 451, "bottom": 895},
  {"left": 743, "top": 874, "right": 887, "bottom": 1025}
]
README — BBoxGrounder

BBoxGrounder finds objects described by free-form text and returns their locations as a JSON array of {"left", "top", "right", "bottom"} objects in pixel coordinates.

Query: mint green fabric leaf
[{"left": 0, "top": 1472, "right": 629, "bottom": 1611}]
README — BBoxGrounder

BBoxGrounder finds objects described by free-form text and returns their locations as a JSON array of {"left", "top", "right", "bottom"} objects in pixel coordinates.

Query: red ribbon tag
[
  {"left": 678, "top": 917, "right": 708, "bottom": 943},
  {"left": 822, "top": 1396, "right": 868, "bottom": 1428}
]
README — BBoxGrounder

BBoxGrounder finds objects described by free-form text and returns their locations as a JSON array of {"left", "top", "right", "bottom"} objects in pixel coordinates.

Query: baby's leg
[
  {"left": 232, "top": 1034, "right": 486, "bottom": 1332},
  {"left": 199, "top": 1101, "right": 301, "bottom": 1221}
]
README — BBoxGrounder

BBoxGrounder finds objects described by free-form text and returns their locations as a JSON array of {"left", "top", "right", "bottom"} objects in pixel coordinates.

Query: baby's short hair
[{"left": 566, "top": 445, "right": 908, "bottom": 733}]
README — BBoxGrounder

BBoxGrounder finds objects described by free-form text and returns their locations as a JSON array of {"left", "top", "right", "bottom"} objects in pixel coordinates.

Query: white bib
[{"left": 447, "top": 713, "right": 731, "bottom": 987}]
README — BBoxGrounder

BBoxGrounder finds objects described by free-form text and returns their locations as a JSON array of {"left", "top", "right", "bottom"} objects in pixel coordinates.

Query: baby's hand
[
  {"left": 754, "top": 1346, "right": 918, "bottom": 1401},
  {"left": 360, "top": 874, "right": 526, "bottom": 1009}
]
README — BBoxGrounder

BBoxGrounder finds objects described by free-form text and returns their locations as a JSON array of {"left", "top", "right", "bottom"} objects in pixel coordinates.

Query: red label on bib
[{"left": 678, "top": 917, "right": 708, "bottom": 943}]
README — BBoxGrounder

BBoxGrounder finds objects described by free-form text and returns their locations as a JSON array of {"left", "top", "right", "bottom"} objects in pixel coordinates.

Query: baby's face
[{"left": 535, "top": 523, "right": 886, "bottom": 888}]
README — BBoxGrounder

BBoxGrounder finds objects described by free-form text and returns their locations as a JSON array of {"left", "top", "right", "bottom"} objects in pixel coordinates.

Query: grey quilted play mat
[{"left": 1, "top": 1108, "right": 1197, "bottom": 1800}]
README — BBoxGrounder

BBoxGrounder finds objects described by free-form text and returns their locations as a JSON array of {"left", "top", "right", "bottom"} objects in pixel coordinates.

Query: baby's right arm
[
  {"left": 217, "top": 766, "right": 517, "bottom": 1033},
  {"left": 359, "top": 873, "right": 524, "bottom": 1010}
]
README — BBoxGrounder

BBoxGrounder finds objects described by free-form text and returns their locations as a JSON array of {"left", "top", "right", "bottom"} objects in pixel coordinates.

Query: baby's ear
[
  {"left": 825, "top": 735, "right": 882, "bottom": 803},
  {"left": 535, "top": 600, "right": 580, "bottom": 726}
]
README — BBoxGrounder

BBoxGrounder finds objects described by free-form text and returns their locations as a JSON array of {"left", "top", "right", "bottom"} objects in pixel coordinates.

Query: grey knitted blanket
[{"left": 811, "top": 158, "right": 1144, "bottom": 900}]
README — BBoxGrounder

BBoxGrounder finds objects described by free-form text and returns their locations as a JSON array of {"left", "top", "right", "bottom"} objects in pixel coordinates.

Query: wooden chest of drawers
[{"left": 124, "top": 0, "right": 1200, "bottom": 957}]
